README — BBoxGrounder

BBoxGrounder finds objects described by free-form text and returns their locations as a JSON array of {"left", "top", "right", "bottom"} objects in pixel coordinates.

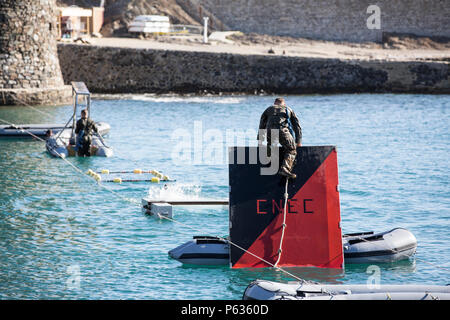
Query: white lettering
[{"left": 366, "top": 5, "right": 381, "bottom": 30}]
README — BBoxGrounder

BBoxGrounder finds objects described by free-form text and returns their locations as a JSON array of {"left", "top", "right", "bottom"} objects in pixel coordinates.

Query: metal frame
[
  {"left": 53, "top": 81, "right": 90, "bottom": 145},
  {"left": 70, "top": 81, "right": 91, "bottom": 142}
]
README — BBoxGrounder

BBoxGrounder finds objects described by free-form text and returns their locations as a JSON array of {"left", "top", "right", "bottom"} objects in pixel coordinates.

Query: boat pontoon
[{"left": 168, "top": 228, "right": 417, "bottom": 266}]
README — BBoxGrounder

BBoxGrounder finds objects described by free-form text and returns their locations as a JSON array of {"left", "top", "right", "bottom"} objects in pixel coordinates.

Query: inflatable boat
[
  {"left": 0, "top": 122, "right": 110, "bottom": 138},
  {"left": 168, "top": 236, "right": 229, "bottom": 265},
  {"left": 243, "top": 279, "right": 450, "bottom": 300},
  {"left": 45, "top": 82, "right": 113, "bottom": 158},
  {"left": 342, "top": 228, "right": 417, "bottom": 264},
  {"left": 46, "top": 123, "right": 113, "bottom": 158},
  {"left": 168, "top": 228, "right": 417, "bottom": 266}
]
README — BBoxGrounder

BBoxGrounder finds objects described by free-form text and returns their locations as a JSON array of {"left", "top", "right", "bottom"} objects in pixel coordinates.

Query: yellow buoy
[
  {"left": 133, "top": 169, "right": 142, "bottom": 174},
  {"left": 113, "top": 177, "right": 122, "bottom": 183},
  {"left": 101, "top": 169, "right": 110, "bottom": 174},
  {"left": 151, "top": 177, "right": 160, "bottom": 183},
  {"left": 87, "top": 169, "right": 94, "bottom": 176}
]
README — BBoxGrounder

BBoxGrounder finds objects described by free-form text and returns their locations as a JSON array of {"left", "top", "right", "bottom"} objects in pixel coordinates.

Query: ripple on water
[{"left": 0, "top": 94, "right": 449, "bottom": 299}]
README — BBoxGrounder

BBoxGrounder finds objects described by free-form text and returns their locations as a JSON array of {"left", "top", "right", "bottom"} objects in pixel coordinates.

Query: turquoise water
[{"left": 0, "top": 94, "right": 449, "bottom": 299}]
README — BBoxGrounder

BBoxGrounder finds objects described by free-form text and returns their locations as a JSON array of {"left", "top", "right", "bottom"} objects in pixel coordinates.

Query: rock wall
[
  {"left": 57, "top": 44, "right": 449, "bottom": 94},
  {"left": 0, "top": 0, "right": 71, "bottom": 105},
  {"left": 198, "top": 0, "right": 450, "bottom": 42},
  {"left": 58, "top": 0, "right": 450, "bottom": 42}
]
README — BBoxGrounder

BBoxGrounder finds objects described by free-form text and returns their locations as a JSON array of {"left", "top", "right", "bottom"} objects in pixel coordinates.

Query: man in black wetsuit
[
  {"left": 75, "top": 109, "right": 98, "bottom": 157},
  {"left": 257, "top": 97, "right": 302, "bottom": 179}
]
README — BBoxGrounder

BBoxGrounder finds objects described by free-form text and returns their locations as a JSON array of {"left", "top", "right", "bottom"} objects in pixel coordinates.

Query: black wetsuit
[
  {"left": 257, "top": 104, "right": 302, "bottom": 173},
  {"left": 75, "top": 118, "right": 98, "bottom": 156}
]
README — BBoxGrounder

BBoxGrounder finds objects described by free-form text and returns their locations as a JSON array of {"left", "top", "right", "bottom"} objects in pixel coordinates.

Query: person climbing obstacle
[
  {"left": 75, "top": 108, "right": 98, "bottom": 157},
  {"left": 257, "top": 97, "right": 302, "bottom": 179}
]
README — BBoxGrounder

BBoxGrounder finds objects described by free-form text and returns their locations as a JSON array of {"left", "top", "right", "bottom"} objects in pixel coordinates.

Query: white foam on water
[
  {"left": 147, "top": 182, "right": 202, "bottom": 201},
  {"left": 129, "top": 95, "right": 245, "bottom": 104}
]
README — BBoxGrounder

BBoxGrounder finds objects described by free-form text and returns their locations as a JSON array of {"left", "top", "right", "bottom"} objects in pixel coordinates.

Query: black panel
[{"left": 228, "top": 146, "right": 335, "bottom": 265}]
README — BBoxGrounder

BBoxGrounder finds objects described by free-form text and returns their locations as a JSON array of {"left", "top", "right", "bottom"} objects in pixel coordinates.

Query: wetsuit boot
[{"left": 278, "top": 167, "right": 297, "bottom": 179}]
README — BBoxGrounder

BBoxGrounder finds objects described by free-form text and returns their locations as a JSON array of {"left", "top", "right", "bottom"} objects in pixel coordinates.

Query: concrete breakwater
[{"left": 57, "top": 43, "right": 449, "bottom": 94}]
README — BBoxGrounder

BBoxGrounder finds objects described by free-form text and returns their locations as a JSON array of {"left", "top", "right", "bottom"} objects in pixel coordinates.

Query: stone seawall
[
  {"left": 57, "top": 43, "right": 449, "bottom": 94},
  {"left": 0, "top": 0, "right": 71, "bottom": 105}
]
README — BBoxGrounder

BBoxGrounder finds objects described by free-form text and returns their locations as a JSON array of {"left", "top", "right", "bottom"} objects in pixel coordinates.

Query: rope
[
  {"left": 15, "top": 100, "right": 57, "bottom": 118},
  {"left": 274, "top": 178, "right": 289, "bottom": 267},
  {"left": 156, "top": 213, "right": 311, "bottom": 284},
  {"left": 425, "top": 293, "right": 439, "bottom": 300},
  {"left": 94, "top": 131, "right": 110, "bottom": 148}
]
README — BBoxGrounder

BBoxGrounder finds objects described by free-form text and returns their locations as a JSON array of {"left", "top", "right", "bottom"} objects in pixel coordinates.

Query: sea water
[{"left": 0, "top": 94, "right": 449, "bottom": 299}]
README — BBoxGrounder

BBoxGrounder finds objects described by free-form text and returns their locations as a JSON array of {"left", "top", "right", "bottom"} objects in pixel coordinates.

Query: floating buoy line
[{"left": 87, "top": 168, "right": 175, "bottom": 183}]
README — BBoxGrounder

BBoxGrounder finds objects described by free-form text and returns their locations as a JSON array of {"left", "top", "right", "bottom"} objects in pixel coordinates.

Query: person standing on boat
[
  {"left": 257, "top": 97, "right": 302, "bottom": 179},
  {"left": 75, "top": 109, "right": 98, "bottom": 157}
]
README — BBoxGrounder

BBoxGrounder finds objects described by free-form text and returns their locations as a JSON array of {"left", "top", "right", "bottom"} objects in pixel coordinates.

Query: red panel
[{"left": 233, "top": 150, "right": 343, "bottom": 269}]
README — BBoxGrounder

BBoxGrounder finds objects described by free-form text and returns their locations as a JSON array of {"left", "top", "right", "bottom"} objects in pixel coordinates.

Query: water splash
[
  {"left": 130, "top": 95, "right": 245, "bottom": 104},
  {"left": 147, "top": 182, "right": 202, "bottom": 201}
]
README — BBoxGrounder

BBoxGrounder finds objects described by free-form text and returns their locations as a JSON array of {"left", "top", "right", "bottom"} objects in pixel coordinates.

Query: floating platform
[
  {"left": 142, "top": 198, "right": 229, "bottom": 206},
  {"left": 141, "top": 197, "right": 229, "bottom": 218},
  {"left": 0, "top": 123, "right": 110, "bottom": 138},
  {"left": 168, "top": 228, "right": 417, "bottom": 266}
]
